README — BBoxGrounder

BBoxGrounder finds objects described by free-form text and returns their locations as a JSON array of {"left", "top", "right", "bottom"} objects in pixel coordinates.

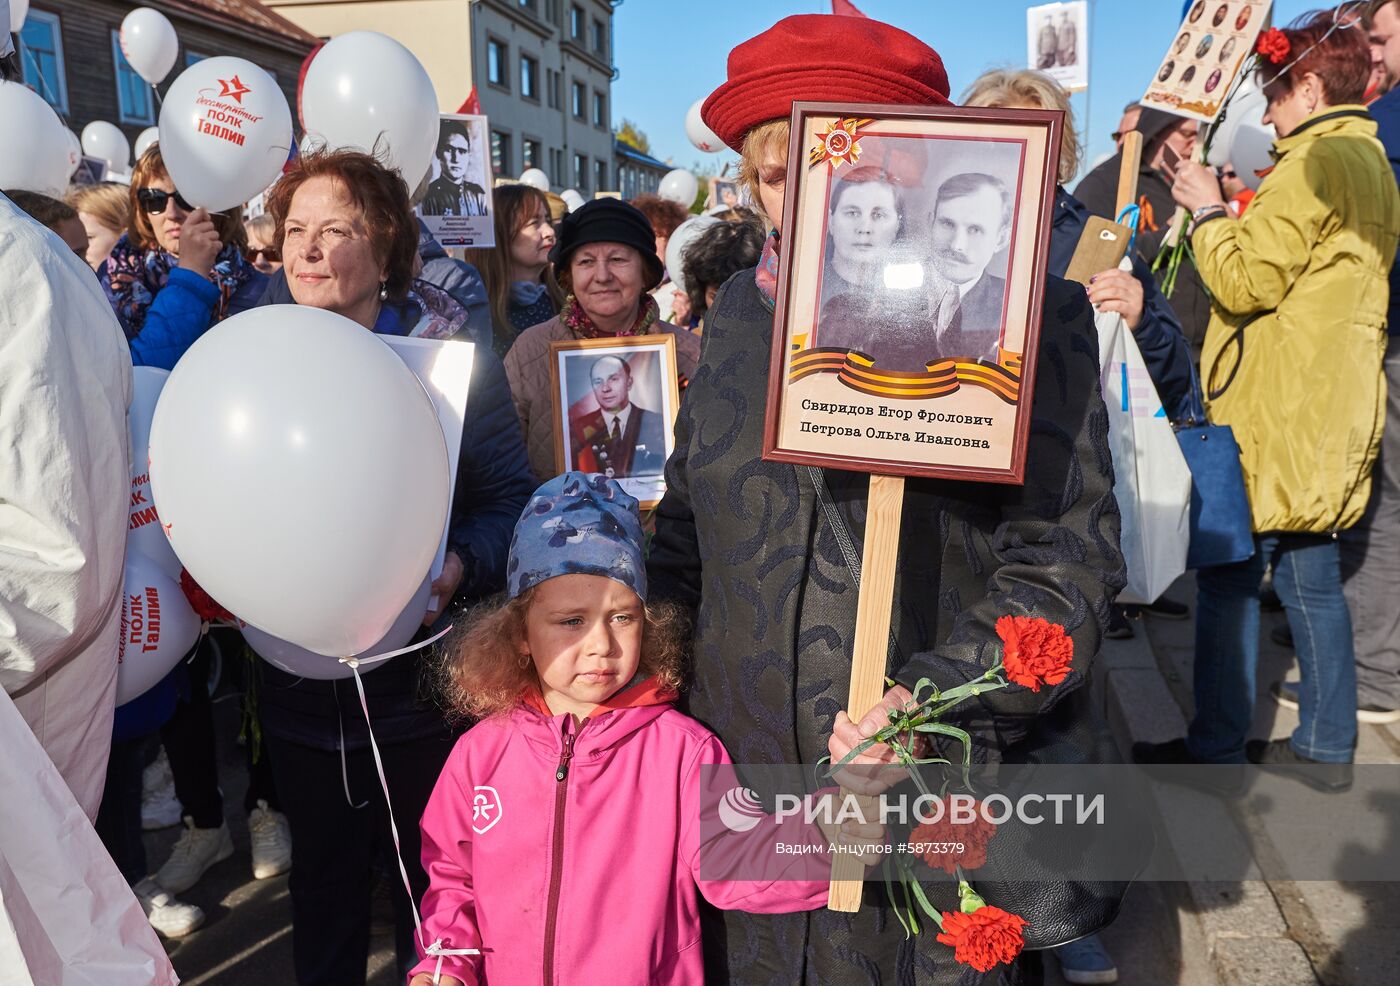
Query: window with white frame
[
  {"left": 521, "top": 53, "right": 538, "bottom": 100},
  {"left": 19, "top": 10, "right": 69, "bottom": 114},
  {"left": 574, "top": 152, "right": 586, "bottom": 190},
  {"left": 592, "top": 91, "right": 606, "bottom": 128},
  {"left": 571, "top": 80, "right": 585, "bottom": 118},
  {"left": 111, "top": 30, "right": 154, "bottom": 125}
]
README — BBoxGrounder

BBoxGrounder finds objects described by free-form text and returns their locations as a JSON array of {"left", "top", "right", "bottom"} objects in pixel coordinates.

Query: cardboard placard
[
  {"left": 1027, "top": 1, "right": 1089, "bottom": 93},
  {"left": 381, "top": 336, "right": 474, "bottom": 611},
  {"left": 417, "top": 114, "right": 496, "bottom": 248},
  {"left": 1143, "top": 0, "right": 1273, "bottom": 123}
]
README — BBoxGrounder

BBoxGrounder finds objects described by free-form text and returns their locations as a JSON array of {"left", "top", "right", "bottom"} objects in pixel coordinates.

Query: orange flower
[
  {"left": 909, "top": 810, "right": 999, "bottom": 874},
  {"left": 995, "top": 615, "right": 1073, "bottom": 692},
  {"left": 936, "top": 905, "right": 1029, "bottom": 972}
]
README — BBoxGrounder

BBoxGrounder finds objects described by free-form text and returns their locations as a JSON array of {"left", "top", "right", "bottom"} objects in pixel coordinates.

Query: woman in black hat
[{"left": 503, "top": 198, "right": 700, "bottom": 482}]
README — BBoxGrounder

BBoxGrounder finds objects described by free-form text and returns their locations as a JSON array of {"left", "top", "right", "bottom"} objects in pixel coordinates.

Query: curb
[{"left": 1094, "top": 629, "right": 1320, "bottom": 986}]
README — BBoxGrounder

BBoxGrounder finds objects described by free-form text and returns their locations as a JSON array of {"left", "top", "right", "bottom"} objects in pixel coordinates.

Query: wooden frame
[
  {"left": 761, "top": 102, "right": 1063, "bottom": 486},
  {"left": 547, "top": 334, "right": 681, "bottom": 510}
]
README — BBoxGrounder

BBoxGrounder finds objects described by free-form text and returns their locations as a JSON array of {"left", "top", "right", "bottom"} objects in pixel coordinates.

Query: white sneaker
[
  {"left": 141, "top": 750, "right": 183, "bottom": 831},
  {"left": 134, "top": 877, "right": 205, "bottom": 938},
  {"left": 156, "top": 817, "right": 234, "bottom": 894},
  {"left": 248, "top": 800, "right": 292, "bottom": 880}
]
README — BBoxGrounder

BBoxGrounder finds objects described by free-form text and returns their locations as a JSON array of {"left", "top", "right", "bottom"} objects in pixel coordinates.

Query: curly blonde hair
[
  {"left": 737, "top": 119, "right": 790, "bottom": 221},
  {"left": 961, "top": 69, "right": 1081, "bottom": 185},
  {"left": 435, "top": 589, "right": 690, "bottom": 721}
]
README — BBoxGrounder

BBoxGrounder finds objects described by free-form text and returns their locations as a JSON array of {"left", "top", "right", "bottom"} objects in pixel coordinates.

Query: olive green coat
[{"left": 1193, "top": 107, "right": 1400, "bottom": 533}]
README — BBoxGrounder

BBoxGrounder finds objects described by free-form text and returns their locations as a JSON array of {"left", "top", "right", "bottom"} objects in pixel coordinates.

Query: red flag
[
  {"left": 458, "top": 87, "right": 481, "bottom": 115},
  {"left": 295, "top": 42, "right": 324, "bottom": 131},
  {"left": 832, "top": 0, "right": 867, "bottom": 16}
]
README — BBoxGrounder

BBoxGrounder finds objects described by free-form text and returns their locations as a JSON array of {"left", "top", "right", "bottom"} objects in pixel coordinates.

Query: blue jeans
[{"left": 1189, "top": 534, "right": 1357, "bottom": 764}]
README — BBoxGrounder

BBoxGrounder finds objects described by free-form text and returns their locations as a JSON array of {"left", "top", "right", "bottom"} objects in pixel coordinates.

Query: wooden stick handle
[
  {"left": 827, "top": 473, "right": 905, "bottom": 913},
  {"left": 1115, "top": 130, "right": 1144, "bottom": 217}
]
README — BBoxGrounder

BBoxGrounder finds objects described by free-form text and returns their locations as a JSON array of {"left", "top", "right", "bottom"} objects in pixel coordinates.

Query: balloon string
[{"left": 341, "top": 632, "right": 479, "bottom": 983}]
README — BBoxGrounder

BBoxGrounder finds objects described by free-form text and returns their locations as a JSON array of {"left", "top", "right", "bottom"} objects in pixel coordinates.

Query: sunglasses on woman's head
[
  {"left": 246, "top": 246, "right": 281, "bottom": 263},
  {"left": 136, "top": 187, "right": 195, "bottom": 215}
]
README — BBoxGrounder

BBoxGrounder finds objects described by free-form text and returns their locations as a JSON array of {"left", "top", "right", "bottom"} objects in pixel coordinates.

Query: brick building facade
[{"left": 17, "top": 0, "right": 316, "bottom": 146}]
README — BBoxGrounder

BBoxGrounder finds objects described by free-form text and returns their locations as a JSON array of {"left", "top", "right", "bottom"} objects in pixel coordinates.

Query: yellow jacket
[{"left": 1193, "top": 107, "right": 1400, "bottom": 533}]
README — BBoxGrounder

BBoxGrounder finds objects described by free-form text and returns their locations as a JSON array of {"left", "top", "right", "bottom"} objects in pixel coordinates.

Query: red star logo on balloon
[{"left": 217, "top": 75, "right": 252, "bottom": 103}]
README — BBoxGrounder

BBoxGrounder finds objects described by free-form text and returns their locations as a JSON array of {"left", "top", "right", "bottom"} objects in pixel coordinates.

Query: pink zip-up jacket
[{"left": 411, "top": 680, "right": 833, "bottom": 985}]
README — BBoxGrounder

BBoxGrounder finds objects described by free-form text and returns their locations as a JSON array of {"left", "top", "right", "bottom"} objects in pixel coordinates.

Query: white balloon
[
  {"left": 82, "top": 120, "right": 131, "bottom": 173},
  {"left": 63, "top": 127, "right": 82, "bottom": 178},
  {"left": 158, "top": 56, "right": 292, "bottom": 212},
  {"left": 657, "top": 168, "right": 699, "bottom": 207},
  {"left": 0, "top": 82, "right": 71, "bottom": 196},
  {"left": 245, "top": 576, "right": 431, "bottom": 680},
  {"left": 301, "top": 31, "right": 439, "bottom": 185},
  {"left": 685, "top": 99, "right": 723, "bottom": 154},
  {"left": 128, "top": 367, "right": 185, "bottom": 579},
  {"left": 520, "top": 168, "right": 551, "bottom": 191},
  {"left": 1206, "top": 78, "right": 1274, "bottom": 193},
  {"left": 665, "top": 215, "right": 719, "bottom": 298},
  {"left": 120, "top": 7, "right": 179, "bottom": 86},
  {"left": 147, "top": 306, "right": 450, "bottom": 657},
  {"left": 560, "top": 188, "right": 585, "bottom": 212},
  {"left": 116, "top": 553, "right": 202, "bottom": 706},
  {"left": 135, "top": 126, "right": 160, "bottom": 162},
  {"left": 8, "top": 0, "right": 29, "bottom": 33}
]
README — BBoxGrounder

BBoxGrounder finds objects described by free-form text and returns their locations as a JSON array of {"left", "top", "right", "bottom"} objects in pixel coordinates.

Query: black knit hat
[{"left": 549, "top": 198, "right": 665, "bottom": 291}]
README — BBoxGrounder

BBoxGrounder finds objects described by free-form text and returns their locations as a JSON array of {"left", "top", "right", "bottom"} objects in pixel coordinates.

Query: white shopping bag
[
  {"left": 1095, "top": 302, "right": 1192, "bottom": 605},
  {"left": 0, "top": 689, "right": 177, "bottom": 986}
]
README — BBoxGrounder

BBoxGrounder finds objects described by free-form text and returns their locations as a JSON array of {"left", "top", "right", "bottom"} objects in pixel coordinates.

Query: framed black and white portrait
[
  {"left": 417, "top": 113, "right": 495, "bottom": 247},
  {"left": 763, "top": 103, "right": 1062, "bottom": 484},
  {"left": 549, "top": 334, "right": 681, "bottom": 508}
]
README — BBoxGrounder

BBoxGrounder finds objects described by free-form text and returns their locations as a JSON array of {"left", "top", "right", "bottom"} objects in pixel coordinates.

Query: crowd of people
[{"left": 4, "top": 3, "right": 1400, "bottom": 985}]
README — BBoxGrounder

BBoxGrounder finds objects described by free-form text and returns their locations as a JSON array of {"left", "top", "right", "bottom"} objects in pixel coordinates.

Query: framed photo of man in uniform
[
  {"left": 763, "top": 102, "right": 1061, "bottom": 484},
  {"left": 549, "top": 334, "right": 681, "bottom": 508},
  {"left": 417, "top": 113, "right": 495, "bottom": 248}
]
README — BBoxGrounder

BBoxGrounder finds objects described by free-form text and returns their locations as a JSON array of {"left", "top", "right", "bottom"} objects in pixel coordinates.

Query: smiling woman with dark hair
[{"left": 252, "top": 147, "right": 535, "bottom": 986}]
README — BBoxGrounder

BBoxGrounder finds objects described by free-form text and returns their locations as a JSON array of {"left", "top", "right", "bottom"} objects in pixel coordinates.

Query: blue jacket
[
  {"left": 1048, "top": 187, "right": 1194, "bottom": 421},
  {"left": 257, "top": 221, "right": 493, "bottom": 347},
  {"left": 253, "top": 293, "right": 535, "bottom": 750},
  {"left": 99, "top": 258, "right": 267, "bottom": 369},
  {"left": 1367, "top": 89, "right": 1400, "bottom": 335}
]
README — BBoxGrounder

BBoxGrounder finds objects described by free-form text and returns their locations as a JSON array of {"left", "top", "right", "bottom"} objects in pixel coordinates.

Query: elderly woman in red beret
[{"left": 646, "top": 14, "right": 1127, "bottom": 984}]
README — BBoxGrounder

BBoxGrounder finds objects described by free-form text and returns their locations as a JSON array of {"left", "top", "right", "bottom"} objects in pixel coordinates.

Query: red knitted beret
[{"left": 701, "top": 14, "right": 951, "bottom": 154}]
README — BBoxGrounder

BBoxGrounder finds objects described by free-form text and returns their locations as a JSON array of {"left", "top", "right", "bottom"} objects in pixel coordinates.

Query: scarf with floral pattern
[
  {"left": 105, "top": 234, "right": 256, "bottom": 339},
  {"left": 560, "top": 292, "right": 660, "bottom": 339}
]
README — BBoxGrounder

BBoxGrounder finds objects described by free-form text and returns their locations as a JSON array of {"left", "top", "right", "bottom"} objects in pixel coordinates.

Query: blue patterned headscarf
[{"left": 507, "top": 473, "right": 647, "bottom": 602}]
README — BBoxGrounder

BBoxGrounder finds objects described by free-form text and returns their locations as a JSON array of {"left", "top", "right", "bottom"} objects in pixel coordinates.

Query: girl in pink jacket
[{"left": 409, "top": 473, "right": 883, "bottom": 986}]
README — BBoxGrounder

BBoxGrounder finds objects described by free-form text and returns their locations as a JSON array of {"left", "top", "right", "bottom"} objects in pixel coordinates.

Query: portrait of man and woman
[{"left": 815, "top": 135, "right": 1023, "bottom": 371}]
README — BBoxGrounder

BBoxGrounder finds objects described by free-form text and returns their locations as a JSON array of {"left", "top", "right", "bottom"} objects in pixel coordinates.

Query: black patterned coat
[{"left": 648, "top": 269, "right": 1126, "bottom": 986}]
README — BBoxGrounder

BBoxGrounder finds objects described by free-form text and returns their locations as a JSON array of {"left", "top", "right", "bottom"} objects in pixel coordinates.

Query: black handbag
[{"left": 1174, "top": 315, "right": 1259, "bottom": 569}]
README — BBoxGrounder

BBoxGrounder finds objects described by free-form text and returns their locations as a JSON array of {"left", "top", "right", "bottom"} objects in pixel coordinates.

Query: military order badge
[
  {"left": 763, "top": 103, "right": 1061, "bottom": 484},
  {"left": 548, "top": 334, "right": 681, "bottom": 508}
]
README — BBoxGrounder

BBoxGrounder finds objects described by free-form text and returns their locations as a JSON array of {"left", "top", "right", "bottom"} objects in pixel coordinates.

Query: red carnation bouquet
[
  {"left": 824, "top": 615, "right": 1074, "bottom": 971},
  {"left": 1256, "top": 27, "right": 1291, "bottom": 65}
]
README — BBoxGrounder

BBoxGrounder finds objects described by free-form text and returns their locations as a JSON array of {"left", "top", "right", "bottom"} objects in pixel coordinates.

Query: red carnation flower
[
  {"left": 909, "top": 809, "right": 999, "bottom": 874},
  {"left": 936, "top": 905, "right": 1029, "bottom": 973},
  {"left": 1256, "top": 28, "right": 1291, "bottom": 65},
  {"left": 995, "top": 615, "right": 1074, "bottom": 692},
  {"left": 179, "top": 569, "right": 236, "bottom": 623}
]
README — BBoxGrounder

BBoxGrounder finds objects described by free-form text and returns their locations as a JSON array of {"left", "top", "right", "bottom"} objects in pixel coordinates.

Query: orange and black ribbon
[{"left": 789, "top": 346, "right": 1022, "bottom": 404}]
